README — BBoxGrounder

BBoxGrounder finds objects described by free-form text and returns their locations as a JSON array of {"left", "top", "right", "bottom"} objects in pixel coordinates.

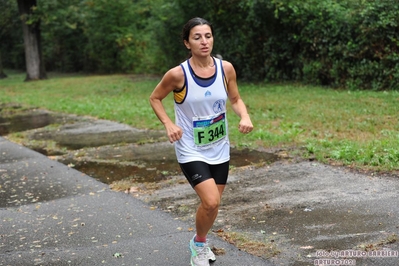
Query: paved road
[{"left": 0, "top": 137, "right": 272, "bottom": 266}]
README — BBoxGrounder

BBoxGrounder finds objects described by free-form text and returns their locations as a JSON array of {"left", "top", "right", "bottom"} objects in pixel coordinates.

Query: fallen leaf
[
  {"left": 211, "top": 247, "right": 225, "bottom": 255},
  {"left": 113, "top": 252, "right": 122, "bottom": 258},
  {"left": 129, "top": 187, "right": 139, "bottom": 193}
]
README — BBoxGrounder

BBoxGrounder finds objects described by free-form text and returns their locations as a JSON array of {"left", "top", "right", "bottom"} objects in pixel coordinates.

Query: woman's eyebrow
[{"left": 193, "top": 32, "right": 211, "bottom": 37}]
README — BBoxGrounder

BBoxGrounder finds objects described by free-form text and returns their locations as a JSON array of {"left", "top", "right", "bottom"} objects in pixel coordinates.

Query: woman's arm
[
  {"left": 149, "top": 67, "right": 184, "bottom": 143},
  {"left": 223, "top": 61, "right": 254, "bottom": 134}
]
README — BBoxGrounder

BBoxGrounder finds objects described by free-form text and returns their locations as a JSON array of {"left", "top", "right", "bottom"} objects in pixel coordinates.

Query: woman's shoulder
[
  {"left": 220, "top": 59, "right": 236, "bottom": 78},
  {"left": 161, "top": 65, "right": 185, "bottom": 89},
  {"left": 220, "top": 59, "right": 233, "bottom": 69},
  {"left": 165, "top": 65, "right": 184, "bottom": 80}
]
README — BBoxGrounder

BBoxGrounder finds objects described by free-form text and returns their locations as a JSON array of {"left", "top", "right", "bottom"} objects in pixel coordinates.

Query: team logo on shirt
[{"left": 213, "top": 99, "right": 225, "bottom": 113}]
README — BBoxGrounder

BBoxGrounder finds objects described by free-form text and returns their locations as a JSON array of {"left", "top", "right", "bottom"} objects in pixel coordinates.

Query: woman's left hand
[{"left": 238, "top": 115, "right": 253, "bottom": 134}]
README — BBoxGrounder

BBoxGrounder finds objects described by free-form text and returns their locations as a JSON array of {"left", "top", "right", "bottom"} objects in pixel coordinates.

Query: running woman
[{"left": 149, "top": 17, "right": 253, "bottom": 266}]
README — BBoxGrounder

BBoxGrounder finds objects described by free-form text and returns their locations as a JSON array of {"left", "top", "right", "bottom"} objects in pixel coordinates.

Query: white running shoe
[
  {"left": 189, "top": 236, "right": 216, "bottom": 266},
  {"left": 205, "top": 244, "right": 216, "bottom": 262}
]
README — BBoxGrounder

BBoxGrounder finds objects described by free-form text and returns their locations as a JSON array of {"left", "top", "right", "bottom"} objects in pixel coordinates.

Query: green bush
[
  {"left": 292, "top": 0, "right": 399, "bottom": 90},
  {"left": 204, "top": 0, "right": 399, "bottom": 90},
  {"left": 2, "top": 0, "right": 399, "bottom": 89}
]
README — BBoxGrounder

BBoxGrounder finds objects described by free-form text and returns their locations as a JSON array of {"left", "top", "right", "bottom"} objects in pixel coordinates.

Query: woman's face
[{"left": 184, "top": 24, "right": 213, "bottom": 57}]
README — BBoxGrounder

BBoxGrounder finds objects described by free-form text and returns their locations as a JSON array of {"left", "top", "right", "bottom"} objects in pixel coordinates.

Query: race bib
[{"left": 193, "top": 112, "right": 227, "bottom": 148}]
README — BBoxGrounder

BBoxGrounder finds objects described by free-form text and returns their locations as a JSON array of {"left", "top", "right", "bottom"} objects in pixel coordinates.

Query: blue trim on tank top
[{"left": 187, "top": 57, "right": 217, "bottom": 87}]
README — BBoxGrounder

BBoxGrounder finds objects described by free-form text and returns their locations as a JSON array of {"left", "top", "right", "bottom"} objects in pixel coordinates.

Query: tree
[
  {"left": 17, "top": 0, "right": 46, "bottom": 81},
  {"left": 0, "top": 52, "right": 6, "bottom": 79}
]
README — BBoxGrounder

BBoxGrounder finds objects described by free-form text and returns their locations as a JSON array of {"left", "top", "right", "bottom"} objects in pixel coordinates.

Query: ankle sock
[{"left": 195, "top": 235, "right": 207, "bottom": 243}]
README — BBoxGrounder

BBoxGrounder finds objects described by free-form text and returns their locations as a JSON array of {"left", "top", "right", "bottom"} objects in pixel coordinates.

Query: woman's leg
[
  {"left": 183, "top": 162, "right": 229, "bottom": 264},
  {"left": 194, "top": 179, "right": 223, "bottom": 238},
  {"left": 179, "top": 161, "right": 229, "bottom": 238}
]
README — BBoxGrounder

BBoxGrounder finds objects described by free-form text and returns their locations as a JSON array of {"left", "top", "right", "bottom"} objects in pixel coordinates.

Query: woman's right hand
[{"left": 165, "top": 123, "right": 183, "bottom": 143}]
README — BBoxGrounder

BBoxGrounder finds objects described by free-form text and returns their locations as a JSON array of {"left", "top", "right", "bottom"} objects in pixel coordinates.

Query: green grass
[{"left": 1, "top": 71, "right": 399, "bottom": 173}]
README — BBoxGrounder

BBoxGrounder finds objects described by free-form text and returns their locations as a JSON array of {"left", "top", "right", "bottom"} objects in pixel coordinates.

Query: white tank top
[{"left": 173, "top": 57, "right": 230, "bottom": 164}]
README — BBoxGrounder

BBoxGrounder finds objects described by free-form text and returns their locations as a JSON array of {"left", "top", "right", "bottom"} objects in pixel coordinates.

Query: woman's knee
[
  {"left": 201, "top": 197, "right": 220, "bottom": 213},
  {"left": 195, "top": 179, "right": 221, "bottom": 212}
]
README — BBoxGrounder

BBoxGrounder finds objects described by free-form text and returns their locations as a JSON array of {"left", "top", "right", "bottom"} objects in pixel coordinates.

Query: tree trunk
[
  {"left": 17, "top": 0, "right": 46, "bottom": 81},
  {"left": 0, "top": 52, "right": 7, "bottom": 79}
]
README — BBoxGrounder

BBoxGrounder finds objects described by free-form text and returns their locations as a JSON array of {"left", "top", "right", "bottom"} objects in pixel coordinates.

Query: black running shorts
[{"left": 179, "top": 161, "right": 230, "bottom": 188}]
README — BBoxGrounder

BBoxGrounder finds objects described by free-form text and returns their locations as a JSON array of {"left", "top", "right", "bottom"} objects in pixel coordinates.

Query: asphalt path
[{"left": 0, "top": 137, "right": 272, "bottom": 266}]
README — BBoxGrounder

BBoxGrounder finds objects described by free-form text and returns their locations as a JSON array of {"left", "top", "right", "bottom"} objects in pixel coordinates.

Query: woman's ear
[{"left": 184, "top": 40, "right": 191, "bottom": 50}]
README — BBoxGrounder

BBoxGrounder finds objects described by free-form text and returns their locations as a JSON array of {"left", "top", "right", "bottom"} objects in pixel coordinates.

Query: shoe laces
[{"left": 194, "top": 242, "right": 208, "bottom": 258}]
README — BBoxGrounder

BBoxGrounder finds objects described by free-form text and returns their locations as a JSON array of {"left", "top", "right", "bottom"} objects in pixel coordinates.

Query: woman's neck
[{"left": 190, "top": 56, "right": 214, "bottom": 69}]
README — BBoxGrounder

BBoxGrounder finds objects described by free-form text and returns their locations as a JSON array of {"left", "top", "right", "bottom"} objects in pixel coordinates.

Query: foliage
[
  {"left": 243, "top": 0, "right": 399, "bottom": 89},
  {"left": 145, "top": 0, "right": 187, "bottom": 71},
  {"left": 2, "top": 0, "right": 165, "bottom": 74},
  {"left": 35, "top": 0, "right": 184, "bottom": 74},
  {"left": 80, "top": 0, "right": 152, "bottom": 73},
  {"left": 34, "top": 0, "right": 87, "bottom": 72},
  {"left": 0, "top": 0, "right": 24, "bottom": 69},
  {"left": 1, "top": 0, "right": 399, "bottom": 89},
  {"left": 279, "top": 0, "right": 399, "bottom": 90}
]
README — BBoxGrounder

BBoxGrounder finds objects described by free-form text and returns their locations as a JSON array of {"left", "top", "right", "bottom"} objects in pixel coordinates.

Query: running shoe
[
  {"left": 205, "top": 243, "right": 216, "bottom": 262},
  {"left": 189, "top": 236, "right": 216, "bottom": 265}
]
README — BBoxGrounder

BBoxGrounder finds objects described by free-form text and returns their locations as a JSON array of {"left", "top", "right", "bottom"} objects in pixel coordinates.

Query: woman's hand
[
  {"left": 238, "top": 115, "right": 253, "bottom": 134},
  {"left": 165, "top": 123, "right": 183, "bottom": 143}
]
